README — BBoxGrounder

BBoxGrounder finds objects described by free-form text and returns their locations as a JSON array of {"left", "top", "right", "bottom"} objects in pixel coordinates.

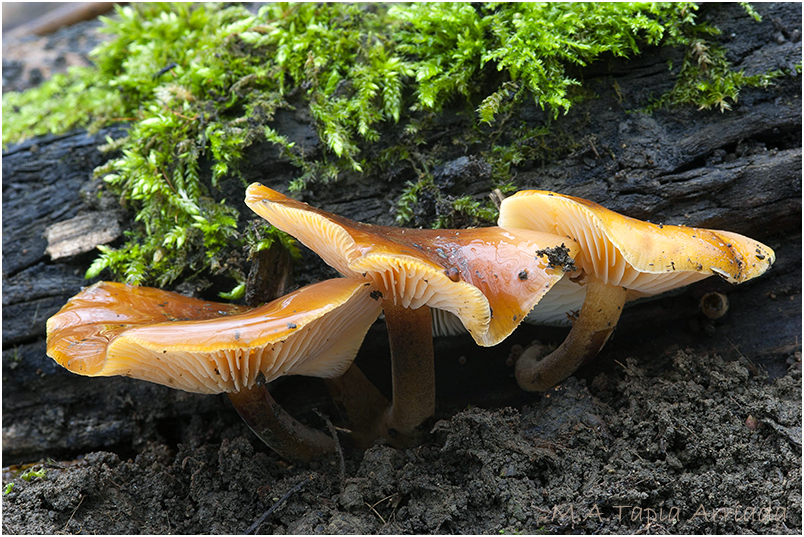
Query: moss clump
[
  {"left": 394, "top": 2, "right": 691, "bottom": 120},
  {"left": 19, "top": 468, "right": 46, "bottom": 482},
  {"left": 649, "top": 38, "right": 785, "bottom": 113},
  {"left": 2, "top": 3, "right": 788, "bottom": 290}
]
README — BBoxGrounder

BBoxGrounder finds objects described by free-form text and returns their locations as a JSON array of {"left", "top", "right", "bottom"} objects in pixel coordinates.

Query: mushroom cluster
[
  {"left": 46, "top": 185, "right": 775, "bottom": 461},
  {"left": 245, "top": 183, "right": 580, "bottom": 445}
]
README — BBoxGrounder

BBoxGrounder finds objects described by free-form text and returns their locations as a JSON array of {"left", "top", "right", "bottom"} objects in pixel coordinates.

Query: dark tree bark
[{"left": 2, "top": 2, "right": 800, "bottom": 465}]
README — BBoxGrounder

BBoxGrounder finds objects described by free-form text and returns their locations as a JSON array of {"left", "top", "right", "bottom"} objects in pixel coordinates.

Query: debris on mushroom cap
[
  {"left": 47, "top": 279, "right": 382, "bottom": 394},
  {"left": 246, "top": 183, "right": 580, "bottom": 346},
  {"left": 498, "top": 190, "right": 776, "bottom": 297},
  {"left": 709, "top": 229, "right": 776, "bottom": 282}
]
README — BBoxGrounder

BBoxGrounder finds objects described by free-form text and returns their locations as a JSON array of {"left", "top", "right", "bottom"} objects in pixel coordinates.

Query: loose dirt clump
[{"left": 3, "top": 348, "right": 799, "bottom": 534}]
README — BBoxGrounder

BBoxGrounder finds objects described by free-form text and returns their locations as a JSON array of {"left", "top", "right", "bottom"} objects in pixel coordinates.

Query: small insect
[{"left": 153, "top": 62, "right": 179, "bottom": 80}]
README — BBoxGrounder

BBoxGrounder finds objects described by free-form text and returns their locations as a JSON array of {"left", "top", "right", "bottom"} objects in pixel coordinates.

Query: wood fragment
[{"left": 44, "top": 212, "right": 121, "bottom": 260}]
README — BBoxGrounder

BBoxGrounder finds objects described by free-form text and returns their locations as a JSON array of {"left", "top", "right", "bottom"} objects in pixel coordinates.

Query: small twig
[
  {"left": 365, "top": 501, "right": 386, "bottom": 525},
  {"left": 159, "top": 167, "right": 178, "bottom": 195},
  {"left": 62, "top": 494, "right": 85, "bottom": 532},
  {"left": 489, "top": 188, "right": 505, "bottom": 209},
  {"left": 680, "top": 421, "right": 699, "bottom": 440},
  {"left": 589, "top": 138, "right": 601, "bottom": 159},
  {"left": 315, "top": 409, "right": 345, "bottom": 489},
  {"left": 724, "top": 336, "right": 746, "bottom": 358},
  {"left": 162, "top": 103, "right": 199, "bottom": 122},
  {"left": 366, "top": 494, "right": 397, "bottom": 527},
  {"left": 725, "top": 336, "right": 760, "bottom": 375},
  {"left": 245, "top": 475, "right": 312, "bottom": 535}
]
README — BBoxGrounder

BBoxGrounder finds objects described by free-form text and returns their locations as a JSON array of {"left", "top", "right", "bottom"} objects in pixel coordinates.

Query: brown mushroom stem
[
  {"left": 381, "top": 300, "right": 436, "bottom": 446},
  {"left": 228, "top": 383, "right": 335, "bottom": 462},
  {"left": 325, "top": 362, "right": 390, "bottom": 448},
  {"left": 516, "top": 278, "right": 627, "bottom": 392}
]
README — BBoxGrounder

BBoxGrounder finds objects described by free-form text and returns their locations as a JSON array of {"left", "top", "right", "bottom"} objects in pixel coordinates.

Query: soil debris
[
  {"left": 535, "top": 244, "right": 578, "bottom": 273},
  {"left": 3, "top": 349, "right": 799, "bottom": 534}
]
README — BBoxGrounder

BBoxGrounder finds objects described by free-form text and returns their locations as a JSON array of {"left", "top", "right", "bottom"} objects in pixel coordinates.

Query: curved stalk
[
  {"left": 325, "top": 362, "right": 390, "bottom": 448},
  {"left": 228, "top": 383, "right": 335, "bottom": 462},
  {"left": 516, "top": 278, "right": 627, "bottom": 392}
]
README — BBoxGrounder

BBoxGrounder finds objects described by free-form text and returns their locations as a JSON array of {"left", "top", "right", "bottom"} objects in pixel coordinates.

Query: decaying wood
[
  {"left": 2, "top": 2, "right": 800, "bottom": 464},
  {"left": 44, "top": 211, "right": 121, "bottom": 260}
]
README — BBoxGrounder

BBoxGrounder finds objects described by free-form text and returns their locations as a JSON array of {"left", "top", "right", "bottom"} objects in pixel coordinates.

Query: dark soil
[
  {"left": 3, "top": 3, "right": 801, "bottom": 535},
  {"left": 2, "top": 349, "right": 800, "bottom": 534}
]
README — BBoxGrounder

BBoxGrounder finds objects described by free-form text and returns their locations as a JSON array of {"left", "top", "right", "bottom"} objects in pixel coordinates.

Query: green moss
[
  {"left": 648, "top": 38, "right": 786, "bottom": 112},
  {"left": 20, "top": 468, "right": 46, "bottom": 482},
  {"left": 394, "top": 2, "right": 693, "bottom": 120},
  {"left": 2, "top": 2, "right": 788, "bottom": 289},
  {"left": 644, "top": 4, "right": 789, "bottom": 113}
]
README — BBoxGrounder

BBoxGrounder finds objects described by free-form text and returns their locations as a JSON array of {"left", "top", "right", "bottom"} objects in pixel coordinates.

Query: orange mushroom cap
[
  {"left": 433, "top": 276, "right": 588, "bottom": 335},
  {"left": 47, "top": 282, "right": 248, "bottom": 376},
  {"left": 498, "top": 190, "right": 775, "bottom": 297},
  {"left": 245, "top": 183, "right": 580, "bottom": 346},
  {"left": 47, "top": 279, "right": 382, "bottom": 394}
]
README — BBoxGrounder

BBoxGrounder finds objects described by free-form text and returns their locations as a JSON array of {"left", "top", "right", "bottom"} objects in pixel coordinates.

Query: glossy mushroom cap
[
  {"left": 47, "top": 279, "right": 382, "bottom": 394},
  {"left": 47, "top": 282, "right": 248, "bottom": 376},
  {"left": 246, "top": 183, "right": 580, "bottom": 346},
  {"left": 498, "top": 190, "right": 776, "bottom": 297},
  {"left": 433, "top": 275, "right": 588, "bottom": 335}
]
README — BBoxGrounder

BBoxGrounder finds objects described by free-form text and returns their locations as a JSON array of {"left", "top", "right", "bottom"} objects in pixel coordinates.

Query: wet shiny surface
[
  {"left": 246, "top": 183, "right": 581, "bottom": 345},
  {"left": 121, "top": 279, "right": 375, "bottom": 350},
  {"left": 47, "top": 282, "right": 247, "bottom": 375},
  {"left": 376, "top": 227, "right": 578, "bottom": 345},
  {"left": 46, "top": 279, "right": 377, "bottom": 378}
]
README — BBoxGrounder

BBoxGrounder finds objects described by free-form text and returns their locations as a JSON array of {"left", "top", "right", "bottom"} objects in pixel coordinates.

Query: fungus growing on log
[
  {"left": 498, "top": 190, "right": 776, "bottom": 392},
  {"left": 47, "top": 279, "right": 382, "bottom": 461},
  {"left": 245, "top": 183, "right": 577, "bottom": 445},
  {"left": 431, "top": 270, "right": 589, "bottom": 334}
]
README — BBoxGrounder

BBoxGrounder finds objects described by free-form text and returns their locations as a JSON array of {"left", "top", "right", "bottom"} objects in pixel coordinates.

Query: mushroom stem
[
  {"left": 381, "top": 300, "right": 436, "bottom": 446},
  {"left": 325, "top": 362, "right": 390, "bottom": 448},
  {"left": 228, "top": 383, "right": 335, "bottom": 462},
  {"left": 516, "top": 278, "right": 627, "bottom": 392}
]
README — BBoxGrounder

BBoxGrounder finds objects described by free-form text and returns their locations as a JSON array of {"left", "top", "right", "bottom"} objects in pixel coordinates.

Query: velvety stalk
[
  {"left": 380, "top": 301, "right": 436, "bottom": 446},
  {"left": 516, "top": 278, "right": 627, "bottom": 392},
  {"left": 228, "top": 383, "right": 334, "bottom": 462},
  {"left": 325, "top": 362, "right": 390, "bottom": 448}
]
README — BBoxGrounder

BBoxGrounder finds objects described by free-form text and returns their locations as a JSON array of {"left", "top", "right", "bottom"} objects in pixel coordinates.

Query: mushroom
[
  {"left": 245, "top": 183, "right": 579, "bottom": 444},
  {"left": 498, "top": 189, "right": 776, "bottom": 392},
  {"left": 432, "top": 275, "right": 588, "bottom": 333},
  {"left": 47, "top": 278, "right": 382, "bottom": 461}
]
